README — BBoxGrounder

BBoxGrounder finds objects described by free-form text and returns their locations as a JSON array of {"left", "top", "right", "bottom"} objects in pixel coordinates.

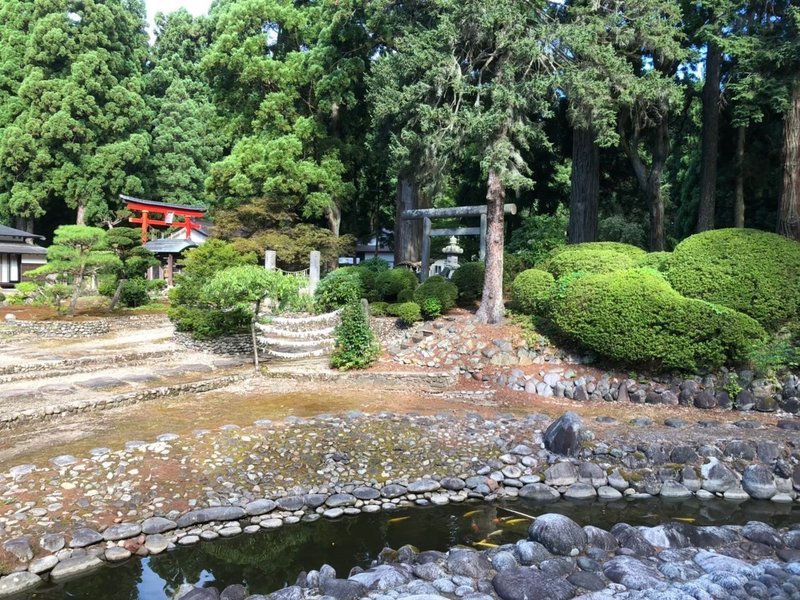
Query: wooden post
[
  {"left": 421, "top": 217, "right": 431, "bottom": 282},
  {"left": 265, "top": 250, "right": 276, "bottom": 271},
  {"left": 166, "top": 254, "right": 174, "bottom": 287},
  {"left": 479, "top": 213, "right": 487, "bottom": 261},
  {"left": 309, "top": 251, "right": 320, "bottom": 294}
]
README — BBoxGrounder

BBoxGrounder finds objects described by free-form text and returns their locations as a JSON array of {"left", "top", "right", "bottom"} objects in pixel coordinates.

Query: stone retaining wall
[
  {"left": 2, "top": 314, "right": 169, "bottom": 339},
  {"left": 265, "top": 369, "right": 459, "bottom": 390},
  {"left": 0, "top": 349, "right": 175, "bottom": 379},
  {"left": 0, "top": 375, "right": 245, "bottom": 430},
  {"left": 173, "top": 332, "right": 256, "bottom": 355}
]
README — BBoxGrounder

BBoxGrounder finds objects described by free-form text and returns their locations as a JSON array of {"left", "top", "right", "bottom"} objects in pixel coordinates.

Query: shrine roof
[{"left": 120, "top": 195, "right": 208, "bottom": 214}]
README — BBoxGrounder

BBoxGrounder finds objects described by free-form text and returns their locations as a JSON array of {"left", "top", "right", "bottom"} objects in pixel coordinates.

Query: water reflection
[{"left": 27, "top": 497, "right": 800, "bottom": 600}]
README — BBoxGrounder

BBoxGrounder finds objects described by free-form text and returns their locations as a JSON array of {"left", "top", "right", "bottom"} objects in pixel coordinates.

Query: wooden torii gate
[{"left": 401, "top": 204, "right": 517, "bottom": 281}]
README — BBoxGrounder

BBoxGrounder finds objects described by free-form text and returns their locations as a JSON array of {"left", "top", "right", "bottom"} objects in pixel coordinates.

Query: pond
[{"left": 26, "top": 497, "right": 800, "bottom": 600}]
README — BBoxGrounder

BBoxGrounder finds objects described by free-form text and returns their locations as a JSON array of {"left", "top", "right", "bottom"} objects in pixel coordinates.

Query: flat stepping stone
[
  {"left": 69, "top": 528, "right": 103, "bottom": 548},
  {"left": 594, "top": 416, "right": 618, "bottom": 424},
  {"left": 156, "top": 433, "right": 179, "bottom": 442},
  {"left": 37, "top": 384, "right": 76, "bottom": 394},
  {"left": 0, "top": 572, "right": 42, "bottom": 595},
  {"left": 144, "top": 534, "right": 169, "bottom": 554},
  {"left": 125, "top": 440, "right": 147, "bottom": 451},
  {"left": 254, "top": 419, "right": 273, "bottom": 428},
  {"left": 9, "top": 464, "right": 35, "bottom": 478},
  {"left": 734, "top": 420, "right": 761, "bottom": 429},
  {"left": 78, "top": 377, "right": 128, "bottom": 389},
  {"left": 50, "top": 455, "right": 77, "bottom": 467},
  {"left": 121, "top": 373, "right": 160, "bottom": 383},
  {"left": 777, "top": 419, "right": 800, "bottom": 431},
  {"left": 630, "top": 417, "right": 653, "bottom": 426},
  {"left": 664, "top": 418, "right": 688, "bottom": 428},
  {"left": 696, "top": 420, "right": 721, "bottom": 428},
  {"left": 105, "top": 547, "right": 131, "bottom": 562},
  {"left": 89, "top": 447, "right": 111, "bottom": 457},
  {"left": 103, "top": 523, "right": 141, "bottom": 541},
  {"left": 142, "top": 517, "right": 177, "bottom": 535}
]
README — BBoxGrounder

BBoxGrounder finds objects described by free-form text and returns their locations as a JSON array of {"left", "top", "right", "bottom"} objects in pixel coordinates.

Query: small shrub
[
  {"left": 667, "top": 228, "right": 800, "bottom": 331},
  {"left": 748, "top": 326, "right": 800, "bottom": 376},
  {"left": 546, "top": 249, "right": 635, "bottom": 279},
  {"left": 634, "top": 252, "right": 672, "bottom": 273},
  {"left": 414, "top": 275, "right": 458, "bottom": 312},
  {"left": 511, "top": 269, "right": 555, "bottom": 315},
  {"left": 169, "top": 305, "right": 251, "bottom": 339},
  {"left": 148, "top": 279, "right": 168, "bottom": 293},
  {"left": 451, "top": 262, "right": 485, "bottom": 302},
  {"left": 330, "top": 302, "right": 380, "bottom": 370},
  {"left": 549, "top": 268, "right": 768, "bottom": 371},
  {"left": 420, "top": 297, "right": 443, "bottom": 320},
  {"left": 120, "top": 278, "right": 150, "bottom": 308},
  {"left": 397, "top": 288, "right": 415, "bottom": 303},
  {"left": 0, "top": 291, "right": 5, "bottom": 304},
  {"left": 369, "top": 301, "right": 389, "bottom": 317},
  {"left": 315, "top": 269, "right": 363, "bottom": 311},
  {"left": 389, "top": 301, "right": 421, "bottom": 325},
  {"left": 376, "top": 268, "right": 418, "bottom": 300}
]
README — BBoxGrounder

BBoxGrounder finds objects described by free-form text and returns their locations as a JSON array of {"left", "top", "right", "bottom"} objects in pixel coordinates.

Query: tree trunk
[
  {"left": 76, "top": 203, "right": 86, "bottom": 226},
  {"left": 394, "top": 176, "right": 429, "bottom": 264},
  {"left": 735, "top": 126, "right": 746, "bottom": 228},
  {"left": 646, "top": 114, "right": 669, "bottom": 251},
  {"left": 568, "top": 126, "right": 599, "bottom": 244},
  {"left": 108, "top": 278, "right": 126, "bottom": 312},
  {"left": 14, "top": 217, "right": 33, "bottom": 233},
  {"left": 696, "top": 40, "right": 722, "bottom": 232},
  {"left": 476, "top": 170, "right": 505, "bottom": 325},
  {"left": 326, "top": 203, "right": 341, "bottom": 238},
  {"left": 68, "top": 264, "right": 85, "bottom": 317},
  {"left": 778, "top": 82, "right": 800, "bottom": 242}
]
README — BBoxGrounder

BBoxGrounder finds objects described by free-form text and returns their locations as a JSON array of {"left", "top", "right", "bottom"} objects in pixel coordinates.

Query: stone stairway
[{"left": 256, "top": 311, "right": 340, "bottom": 360}]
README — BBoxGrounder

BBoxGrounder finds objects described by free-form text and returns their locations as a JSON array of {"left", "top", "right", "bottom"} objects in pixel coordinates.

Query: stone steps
[{"left": 256, "top": 310, "right": 340, "bottom": 362}]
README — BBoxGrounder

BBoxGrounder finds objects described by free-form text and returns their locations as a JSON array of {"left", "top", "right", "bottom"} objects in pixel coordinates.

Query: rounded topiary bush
[
  {"left": 545, "top": 248, "right": 635, "bottom": 279},
  {"left": 549, "top": 268, "right": 767, "bottom": 371},
  {"left": 414, "top": 275, "right": 458, "bottom": 313},
  {"left": 376, "top": 268, "right": 418, "bottom": 300},
  {"left": 511, "top": 269, "right": 555, "bottom": 315},
  {"left": 547, "top": 241, "right": 647, "bottom": 260},
  {"left": 369, "top": 301, "right": 389, "bottom": 317},
  {"left": 667, "top": 229, "right": 800, "bottom": 331},
  {"left": 315, "top": 269, "right": 363, "bottom": 311},
  {"left": 634, "top": 252, "right": 672, "bottom": 273},
  {"left": 387, "top": 301, "right": 422, "bottom": 325},
  {"left": 451, "top": 262, "right": 485, "bottom": 302}
]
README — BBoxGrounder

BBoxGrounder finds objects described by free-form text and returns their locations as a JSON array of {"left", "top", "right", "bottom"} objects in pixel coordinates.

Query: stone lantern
[{"left": 442, "top": 236, "right": 464, "bottom": 271}]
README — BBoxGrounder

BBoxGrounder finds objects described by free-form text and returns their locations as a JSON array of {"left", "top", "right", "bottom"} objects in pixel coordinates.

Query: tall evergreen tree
[{"left": 0, "top": 0, "right": 150, "bottom": 227}]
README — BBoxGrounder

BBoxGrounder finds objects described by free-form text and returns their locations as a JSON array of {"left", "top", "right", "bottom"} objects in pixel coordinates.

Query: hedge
[
  {"left": 511, "top": 269, "right": 555, "bottom": 315},
  {"left": 549, "top": 268, "right": 767, "bottom": 371},
  {"left": 451, "top": 262, "right": 485, "bottom": 302},
  {"left": 546, "top": 241, "right": 647, "bottom": 260},
  {"left": 667, "top": 229, "right": 800, "bottom": 331}
]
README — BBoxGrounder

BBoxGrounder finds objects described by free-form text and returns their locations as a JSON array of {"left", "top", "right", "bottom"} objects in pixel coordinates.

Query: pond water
[{"left": 25, "top": 497, "right": 800, "bottom": 600}]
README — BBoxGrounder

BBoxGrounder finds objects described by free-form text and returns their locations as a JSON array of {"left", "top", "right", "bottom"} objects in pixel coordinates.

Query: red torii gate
[{"left": 121, "top": 194, "right": 207, "bottom": 243}]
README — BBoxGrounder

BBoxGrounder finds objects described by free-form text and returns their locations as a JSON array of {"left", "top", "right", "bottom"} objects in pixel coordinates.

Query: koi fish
[
  {"left": 473, "top": 540, "right": 499, "bottom": 549},
  {"left": 388, "top": 516, "right": 410, "bottom": 524}
]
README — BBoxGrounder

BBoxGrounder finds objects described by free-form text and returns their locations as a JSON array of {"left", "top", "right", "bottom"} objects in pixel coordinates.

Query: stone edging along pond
[
  {"left": 0, "top": 412, "right": 798, "bottom": 597},
  {"left": 1, "top": 314, "right": 168, "bottom": 339}
]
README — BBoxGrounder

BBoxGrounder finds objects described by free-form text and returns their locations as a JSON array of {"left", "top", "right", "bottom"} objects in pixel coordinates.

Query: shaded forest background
[{"left": 1, "top": 0, "right": 798, "bottom": 268}]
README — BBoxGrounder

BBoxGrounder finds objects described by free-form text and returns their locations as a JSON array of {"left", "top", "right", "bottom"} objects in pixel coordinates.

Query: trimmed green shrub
[
  {"left": 331, "top": 302, "right": 380, "bottom": 370},
  {"left": 511, "top": 269, "right": 555, "bottom": 315},
  {"left": 503, "top": 253, "right": 529, "bottom": 291},
  {"left": 397, "top": 288, "right": 415, "bottom": 303},
  {"left": 414, "top": 275, "right": 458, "bottom": 313},
  {"left": 170, "top": 305, "right": 251, "bottom": 339},
  {"left": 376, "top": 268, "right": 418, "bottom": 300},
  {"left": 358, "top": 257, "right": 390, "bottom": 273},
  {"left": 546, "top": 241, "right": 647, "bottom": 260},
  {"left": 634, "top": 252, "right": 672, "bottom": 273},
  {"left": 546, "top": 249, "right": 635, "bottom": 279},
  {"left": 315, "top": 269, "right": 363, "bottom": 311},
  {"left": 120, "top": 278, "right": 149, "bottom": 308},
  {"left": 394, "top": 302, "right": 422, "bottom": 325},
  {"left": 667, "top": 229, "right": 800, "bottom": 331},
  {"left": 98, "top": 274, "right": 117, "bottom": 297},
  {"left": 420, "top": 297, "right": 443, "bottom": 319},
  {"left": 549, "top": 268, "right": 768, "bottom": 370},
  {"left": 451, "top": 262, "right": 485, "bottom": 302},
  {"left": 369, "top": 301, "right": 389, "bottom": 317}
]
